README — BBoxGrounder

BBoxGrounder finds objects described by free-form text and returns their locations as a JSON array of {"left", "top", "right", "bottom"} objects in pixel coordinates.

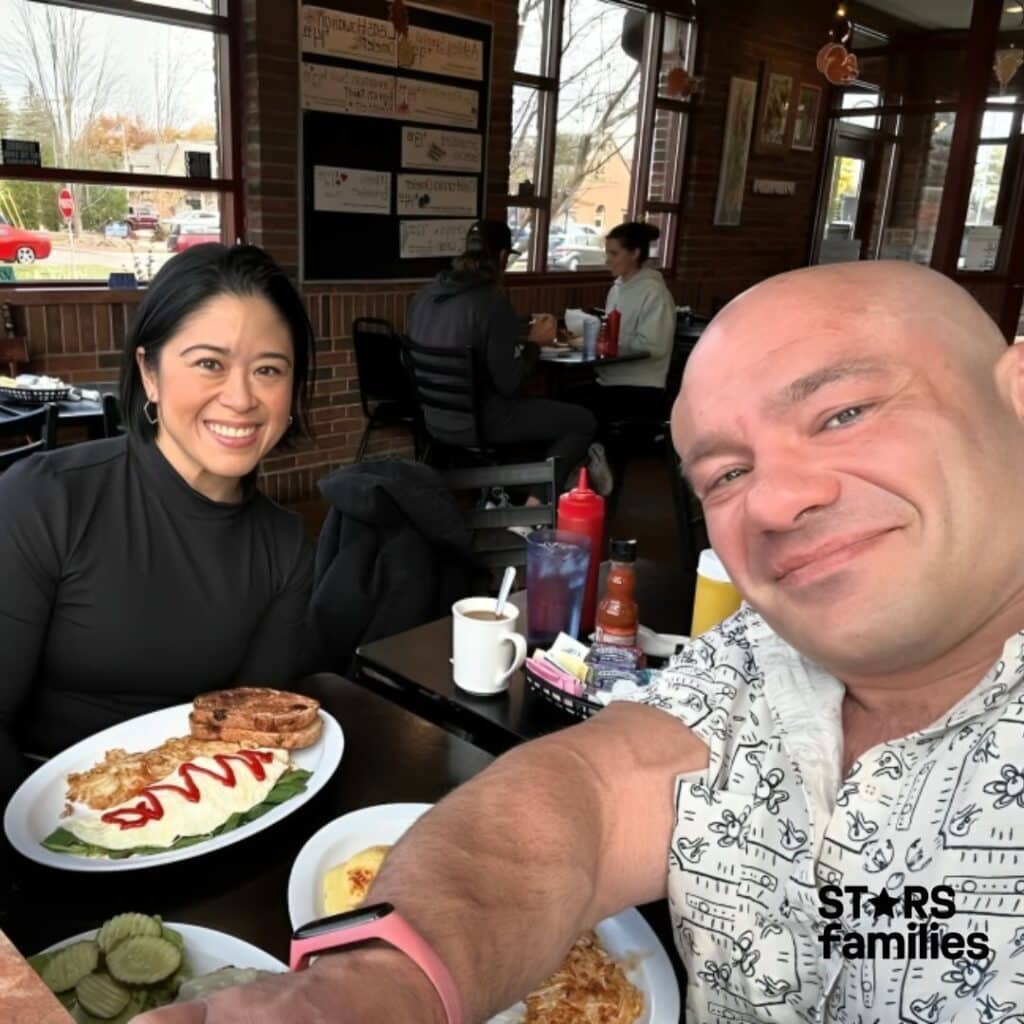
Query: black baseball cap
[{"left": 465, "top": 220, "right": 520, "bottom": 257}]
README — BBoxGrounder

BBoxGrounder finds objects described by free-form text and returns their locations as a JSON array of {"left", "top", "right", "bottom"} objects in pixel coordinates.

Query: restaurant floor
[{"left": 289, "top": 447, "right": 691, "bottom": 634}]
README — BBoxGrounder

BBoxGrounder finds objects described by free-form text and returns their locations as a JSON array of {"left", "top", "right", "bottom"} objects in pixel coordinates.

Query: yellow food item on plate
[{"left": 322, "top": 845, "right": 391, "bottom": 915}]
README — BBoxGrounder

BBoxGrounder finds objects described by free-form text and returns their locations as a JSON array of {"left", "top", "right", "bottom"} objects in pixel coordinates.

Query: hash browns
[{"left": 524, "top": 931, "right": 644, "bottom": 1024}]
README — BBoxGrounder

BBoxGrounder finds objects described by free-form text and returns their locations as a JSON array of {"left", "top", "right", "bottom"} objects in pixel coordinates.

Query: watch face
[{"left": 292, "top": 902, "right": 395, "bottom": 940}]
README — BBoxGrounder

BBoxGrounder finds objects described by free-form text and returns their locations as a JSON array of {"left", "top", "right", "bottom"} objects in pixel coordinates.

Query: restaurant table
[
  {"left": 1, "top": 674, "right": 684, "bottom": 1020},
  {"left": 0, "top": 382, "right": 118, "bottom": 441},
  {"left": 354, "top": 558, "right": 688, "bottom": 756},
  {"left": 537, "top": 348, "right": 650, "bottom": 368}
]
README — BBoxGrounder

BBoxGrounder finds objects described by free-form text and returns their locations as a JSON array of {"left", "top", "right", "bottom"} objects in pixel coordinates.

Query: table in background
[
  {"left": 354, "top": 558, "right": 688, "bottom": 756},
  {"left": 536, "top": 347, "right": 649, "bottom": 400},
  {"left": 2, "top": 675, "right": 683, "bottom": 1019},
  {"left": 0, "top": 382, "right": 118, "bottom": 441}
]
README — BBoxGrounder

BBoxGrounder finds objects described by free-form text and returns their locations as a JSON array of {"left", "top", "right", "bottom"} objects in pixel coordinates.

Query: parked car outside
[
  {"left": 548, "top": 228, "right": 607, "bottom": 271},
  {"left": 125, "top": 205, "right": 160, "bottom": 232},
  {"left": 166, "top": 222, "right": 221, "bottom": 253},
  {"left": 0, "top": 214, "right": 52, "bottom": 264},
  {"left": 168, "top": 209, "right": 221, "bottom": 230}
]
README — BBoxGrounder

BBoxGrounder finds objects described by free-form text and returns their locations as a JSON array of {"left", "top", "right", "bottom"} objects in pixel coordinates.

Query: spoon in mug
[{"left": 494, "top": 566, "right": 516, "bottom": 618}]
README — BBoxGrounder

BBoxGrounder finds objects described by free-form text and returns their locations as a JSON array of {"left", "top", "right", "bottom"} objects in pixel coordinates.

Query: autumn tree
[
  {"left": 0, "top": 0, "right": 121, "bottom": 234},
  {"left": 510, "top": 0, "right": 641, "bottom": 236}
]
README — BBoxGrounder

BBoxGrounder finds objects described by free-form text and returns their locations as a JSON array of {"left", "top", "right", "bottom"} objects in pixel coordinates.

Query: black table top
[
  {"left": 1, "top": 674, "right": 682, "bottom": 1019},
  {"left": 0, "top": 382, "right": 116, "bottom": 427},
  {"left": 354, "top": 559, "right": 688, "bottom": 756},
  {"left": 538, "top": 348, "right": 650, "bottom": 368}
]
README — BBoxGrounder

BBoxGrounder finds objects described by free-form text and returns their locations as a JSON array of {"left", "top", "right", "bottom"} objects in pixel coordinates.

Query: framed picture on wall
[
  {"left": 791, "top": 83, "right": 823, "bottom": 151},
  {"left": 753, "top": 59, "right": 800, "bottom": 156},
  {"left": 714, "top": 76, "right": 758, "bottom": 227}
]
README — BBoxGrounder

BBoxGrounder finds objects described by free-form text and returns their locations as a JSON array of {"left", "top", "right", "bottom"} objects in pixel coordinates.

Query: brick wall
[
  {"left": 3, "top": 0, "right": 838, "bottom": 502},
  {"left": 674, "top": 0, "right": 836, "bottom": 312}
]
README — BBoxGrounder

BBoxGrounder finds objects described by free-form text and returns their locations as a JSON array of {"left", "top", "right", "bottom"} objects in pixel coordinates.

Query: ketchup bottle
[
  {"left": 605, "top": 308, "right": 621, "bottom": 357},
  {"left": 557, "top": 468, "right": 605, "bottom": 636}
]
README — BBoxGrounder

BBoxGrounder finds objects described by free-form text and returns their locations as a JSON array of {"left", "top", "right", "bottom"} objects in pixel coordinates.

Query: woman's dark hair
[
  {"left": 120, "top": 244, "right": 315, "bottom": 447},
  {"left": 606, "top": 221, "right": 661, "bottom": 265}
]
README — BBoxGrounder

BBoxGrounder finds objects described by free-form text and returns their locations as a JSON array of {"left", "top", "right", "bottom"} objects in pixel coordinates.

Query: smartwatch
[{"left": 290, "top": 902, "right": 463, "bottom": 1024}]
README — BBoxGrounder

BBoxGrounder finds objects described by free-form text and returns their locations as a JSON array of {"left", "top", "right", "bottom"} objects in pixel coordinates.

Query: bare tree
[
  {"left": 511, "top": 0, "right": 641, "bottom": 235},
  {"left": 0, "top": 0, "right": 121, "bottom": 234},
  {"left": 146, "top": 27, "right": 205, "bottom": 171}
]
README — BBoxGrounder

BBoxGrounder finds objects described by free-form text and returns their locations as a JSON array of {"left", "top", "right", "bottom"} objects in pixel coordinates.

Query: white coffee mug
[{"left": 451, "top": 597, "right": 527, "bottom": 696}]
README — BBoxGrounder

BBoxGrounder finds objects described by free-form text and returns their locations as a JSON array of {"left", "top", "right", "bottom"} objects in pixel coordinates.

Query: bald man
[{"left": 140, "top": 263, "right": 1024, "bottom": 1023}]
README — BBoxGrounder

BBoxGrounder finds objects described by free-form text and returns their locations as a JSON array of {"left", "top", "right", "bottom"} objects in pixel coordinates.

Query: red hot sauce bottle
[{"left": 595, "top": 539, "right": 638, "bottom": 647}]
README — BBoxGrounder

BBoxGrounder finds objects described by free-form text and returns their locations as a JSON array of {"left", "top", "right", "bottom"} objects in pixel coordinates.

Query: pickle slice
[
  {"left": 72, "top": 994, "right": 143, "bottom": 1024},
  {"left": 39, "top": 940, "right": 100, "bottom": 993},
  {"left": 159, "top": 924, "right": 185, "bottom": 951},
  {"left": 75, "top": 972, "right": 130, "bottom": 1019},
  {"left": 96, "top": 913, "right": 161, "bottom": 954},
  {"left": 106, "top": 935, "right": 181, "bottom": 985}
]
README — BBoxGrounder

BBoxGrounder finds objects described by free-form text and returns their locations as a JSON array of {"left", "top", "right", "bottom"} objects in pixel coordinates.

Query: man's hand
[
  {"left": 527, "top": 313, "right": 558, "bottom": 344},
  {"left": 132, "top": 946, "right": 446, "bottom": 1024}
]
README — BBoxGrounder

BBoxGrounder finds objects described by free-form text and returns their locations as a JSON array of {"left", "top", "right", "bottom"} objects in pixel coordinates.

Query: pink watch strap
[{"left": 289, "top": 910, "right": 463, "bottom": 1024}]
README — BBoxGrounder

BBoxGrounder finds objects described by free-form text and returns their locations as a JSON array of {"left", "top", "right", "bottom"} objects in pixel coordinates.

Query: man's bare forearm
[{"left": 366, "top": 703, "right": 706, "bottom": 1021}]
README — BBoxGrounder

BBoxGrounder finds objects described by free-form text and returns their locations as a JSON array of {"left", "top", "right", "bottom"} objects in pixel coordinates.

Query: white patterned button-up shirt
[{"left": 629, "top": 607, "right": 1024, "bottom": 1023}]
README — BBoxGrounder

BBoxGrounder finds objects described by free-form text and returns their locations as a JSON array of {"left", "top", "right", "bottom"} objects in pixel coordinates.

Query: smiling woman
[
  {"left": 0, "top": 244, "right": 320, "bottom": 808},
  {"left": 121, "top": 246, "right": 313, "bottom": 502}
]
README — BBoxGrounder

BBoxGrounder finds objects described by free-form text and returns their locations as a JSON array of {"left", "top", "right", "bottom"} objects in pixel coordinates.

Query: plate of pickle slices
[{"left": 28, "top": 912, "right": 285, "bottom": 1022}]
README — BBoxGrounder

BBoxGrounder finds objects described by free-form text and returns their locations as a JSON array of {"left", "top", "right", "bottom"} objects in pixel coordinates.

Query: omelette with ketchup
[{"left": 63, "top": 744, "right": 291, "bottom": 851}]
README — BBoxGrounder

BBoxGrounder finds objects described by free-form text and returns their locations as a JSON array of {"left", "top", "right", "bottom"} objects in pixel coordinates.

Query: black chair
[
  {"left": 0, "top": 403, "right": 58, "bottom": 470},
  {"left": 352, "top": 317, "right": 417, "bottom": 462},
  {"left": 442, "top": 458, "right": 559, "bottom": 571},
  {"left": 102, "top": 393, "right": 123, "bottom": 438},
  {"left": 666, "top": 442, "right": 707, "bottom": 629},
  {"left": 399, "top": 334, "right": 495, "bottom": 466}
]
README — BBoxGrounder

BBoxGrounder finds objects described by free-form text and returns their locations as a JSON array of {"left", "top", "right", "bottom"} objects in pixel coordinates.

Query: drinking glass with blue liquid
[{"left": 525, "top": 529, "right": 592, "bottom": 647}]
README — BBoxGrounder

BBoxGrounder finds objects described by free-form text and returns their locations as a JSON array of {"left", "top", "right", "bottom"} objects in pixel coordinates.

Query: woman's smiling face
[{"left": 137, "top": 293, "right": 295, "bottom": 502}]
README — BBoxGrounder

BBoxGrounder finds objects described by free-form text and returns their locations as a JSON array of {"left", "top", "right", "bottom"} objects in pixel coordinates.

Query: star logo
[{"left": 866, "top": 888, "right": 901, "bottom": 922}]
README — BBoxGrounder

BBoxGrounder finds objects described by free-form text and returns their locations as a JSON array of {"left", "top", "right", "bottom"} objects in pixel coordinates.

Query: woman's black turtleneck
[{"left": 0, "top": 434, "right": 315, "bottom": 797}]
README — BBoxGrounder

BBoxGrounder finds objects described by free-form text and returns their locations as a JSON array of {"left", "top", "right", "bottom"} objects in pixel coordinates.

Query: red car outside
[
  {"left": 124, "top": 205, "right": 160, "bottom": 232},
  {"left": 166, "top": 223, "right": 221, "bottom": 252},
  {"left": 0, "top": 214, "right": 52, "bottom": 264}
]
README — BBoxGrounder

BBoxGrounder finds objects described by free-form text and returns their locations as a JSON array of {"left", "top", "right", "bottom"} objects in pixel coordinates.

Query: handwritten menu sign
[
  {"left": 395, "top": 78, "right": 478, "bottom": 129},
  {"left": 400, "top": 219, "right": 476, "bottom": 258},
  {"left": 302, "top": 64, "right": 395, "bottom": 117},
  {"left": 396, "top": 174, "right": 477, "bottom": 217},
  {"left": 301, "top": 6, "right": 396, "bottom": 66},
  {"left": 313, "top": 166, "right": 392, "bottom": 214},
  {"left": 405, "top": 26, "right": 483, "bottom": 80},
  {"left": 401, "top": 128, "right": 481, "bottom": 172},
  {"left": 302, "top": 6, "right": 482, "bottom": 81}
]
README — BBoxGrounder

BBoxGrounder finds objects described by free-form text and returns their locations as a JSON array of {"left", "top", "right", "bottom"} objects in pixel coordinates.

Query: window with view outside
[
  {"left": 507, "top": 0, "right": 692, "bottom": 273},
  {"left": 959, "top": 98, "right": 1020, "bottom": 273},
  {"left": 0, "top": 0, "right": 232, "bottom": 283}
]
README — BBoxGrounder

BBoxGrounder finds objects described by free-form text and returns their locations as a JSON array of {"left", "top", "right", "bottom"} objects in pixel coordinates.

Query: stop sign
[{"left": 58, "top": 187, "right": 74, "bottom": 222}]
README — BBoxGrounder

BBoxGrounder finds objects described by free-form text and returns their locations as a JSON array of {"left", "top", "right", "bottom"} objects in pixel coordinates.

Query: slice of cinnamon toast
[
  {"left": 188, "top": 713, "right": 323, "bottom": 750},
  {"left": 191, "top": 687, "right": 320, "bottom": 733}
]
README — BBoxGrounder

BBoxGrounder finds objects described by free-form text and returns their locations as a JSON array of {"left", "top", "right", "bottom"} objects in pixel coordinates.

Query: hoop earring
[{"left": 144, "top": 400, "right": 158, "bottom": 426}]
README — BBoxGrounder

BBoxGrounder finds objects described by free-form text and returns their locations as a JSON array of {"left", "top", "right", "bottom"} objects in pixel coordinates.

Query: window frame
[
  {"left": 506, "top": 0, "right": 695, "bottom": 279},
  {"left": 0, "top": 0, "right": 243, "bottom": 290}
]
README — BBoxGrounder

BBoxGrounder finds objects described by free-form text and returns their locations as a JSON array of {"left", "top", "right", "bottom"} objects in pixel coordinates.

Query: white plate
[
  {"left": 288, "top": 802, "right": 431, "bottom": 928},
  {"left": 287, "top": 803, "right": 680, "bottom": 1024},
  {"left": 4, "top": 703, "right": 344, "bottom": 873}
]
